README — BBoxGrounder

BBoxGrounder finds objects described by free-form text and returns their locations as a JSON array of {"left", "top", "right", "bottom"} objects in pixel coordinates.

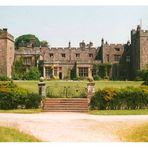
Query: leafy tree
[
  {"left": 15, "top": 34, "right": 40, "bottom": 49},
  {"left": 71, "top": 62, "right": 79, "bottom": 80},
  {"left": 40, "top": 40, "right": 49, "bottom": 47}
]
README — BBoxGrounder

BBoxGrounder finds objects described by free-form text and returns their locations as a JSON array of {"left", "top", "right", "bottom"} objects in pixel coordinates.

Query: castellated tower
[
  {"left": 0, "top": 28, "right": 14, "bottom": 78},
  {"left": 131, "top": 25, "right": 148, "bottom": 78}
]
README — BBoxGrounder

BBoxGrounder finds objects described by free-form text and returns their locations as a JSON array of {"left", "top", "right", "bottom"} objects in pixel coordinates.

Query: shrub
[
  {"left": 51, "top": 75, "right": 59, "bottom": 80},
  {"left": 0, "top": 81, "right": 16, "bottom": 88},
  {"left": 90, "top": 86, "right": 148, "bottom": 110},
  {"left": 0, "top": 85, "right": 27, "bottom": 109},
  {"left": 0, "top": 82, "right": 42, "bottom": 109},
  {"left": 93, "top": 75, "right": 101, "bottom": 80},
  {"left": 0, "top": 76, "right": 11, "bottom": 81},
  {"left": 12, "top": 73, "right": 21, "bottom": 80},
  {"left": 23, "top": 67, "right": 41, "bottom": 80},
  {"left": 90, "top": 89, "right": 105, "bottom": 110},
  {"left": 25, "top": 93, "right": 42, "bottom": 109},
  {"left": 136, "top": 68, "right": 148, "bottom": 85}
]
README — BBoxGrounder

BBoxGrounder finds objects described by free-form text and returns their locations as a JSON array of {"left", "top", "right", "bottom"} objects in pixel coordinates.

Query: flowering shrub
[{"left": 90, "top": 86, "right": 148, "bottom": 110}]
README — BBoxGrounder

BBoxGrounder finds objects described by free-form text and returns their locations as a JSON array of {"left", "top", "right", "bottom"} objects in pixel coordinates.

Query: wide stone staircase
[{"left": 42, "top": 98, "right": 88, "bottom": 112}]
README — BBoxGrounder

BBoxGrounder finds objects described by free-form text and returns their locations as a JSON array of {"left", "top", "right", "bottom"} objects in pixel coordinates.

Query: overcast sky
[{"left": 0, "top": 6, "right": 148, "bottom": 47}]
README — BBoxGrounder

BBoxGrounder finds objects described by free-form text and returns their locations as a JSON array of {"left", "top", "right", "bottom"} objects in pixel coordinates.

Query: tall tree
[
  {"left": 15, "top": 34, "right": 40, "bottom": 49},
  {"left": 40, "top": 40, "right": 49, "bottom": 47}
]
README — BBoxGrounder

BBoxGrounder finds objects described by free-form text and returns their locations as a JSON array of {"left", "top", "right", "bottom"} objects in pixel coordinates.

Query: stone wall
[
  {"left": 0, "top": 29, "right": 14, "bottom": 78},
  {"left": 43, "top": 47, "right": 98, "bottom": 62},
  {"left": 6, "top": 39, "right": 15, "bottom": 78},
  {"left": 139, "top": 31, "right": 148, "bottom": 69},
  {"left": 100, "top": 39, "right": 130, "bottom": 79},
  {"left": 0, "top": 38, "right": 7, "bottom": 75},
  {"left": 131, "top": 25, "right": 148, "bottom": 79},
  {"left": 101, "top": 42, "right": 125, "bottom": 64}
]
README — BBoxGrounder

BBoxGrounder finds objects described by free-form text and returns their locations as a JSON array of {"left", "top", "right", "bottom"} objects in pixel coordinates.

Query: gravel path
[{"left": 0, "top": 112, "right": 148, "bottom": 142}]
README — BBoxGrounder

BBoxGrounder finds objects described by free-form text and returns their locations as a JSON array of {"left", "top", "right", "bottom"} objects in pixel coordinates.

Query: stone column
[
  {"left": 87, "top": 82, "right": 95, "bottom": 104},
  {"left": 88, "top": 67, "right": 92, "bottom": 78},
  {"left": 38, "top": 77, "right": 46, "bottom": 97}
]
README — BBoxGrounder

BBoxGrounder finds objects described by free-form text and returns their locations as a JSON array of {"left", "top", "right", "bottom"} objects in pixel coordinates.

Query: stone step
[
  {"left": 42, "top": 110, "right": 88, "bottom": 112},
  {"left": 43, "top": 107, "right": 88, "bottom": 109},
  {"left": 42, "top": 98, "right": 88, "bottom": 112},
  {"left": 43, "top": 107, "right": 88, "bottom": 110},
  {"left": 44, "top": 102, "right": 88, "bottom": 105},
  {"left": 43, "top": 100, "right": 88, "bottom": 104},
  {"left": 44, "top": 102, "right": 88, "bottom": 104}
]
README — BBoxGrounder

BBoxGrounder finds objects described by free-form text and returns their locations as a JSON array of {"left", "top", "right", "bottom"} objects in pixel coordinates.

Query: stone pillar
[
  {"left": 87, "top": 82, "right": 95, "bottom": 103},
  {"left": 88, "top": 67, "right": 92, "bottom": 78},
  {"left": 38, "top": 77, "right": 46, "bottom": 97}
]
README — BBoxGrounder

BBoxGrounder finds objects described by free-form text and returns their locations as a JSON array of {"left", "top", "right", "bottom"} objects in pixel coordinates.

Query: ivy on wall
[
  {"left": 12, "top": 58, "right": 26, "bottom": 80},
  {"left": 12, "top": 58, "right": 41, "bottom": 80},
  {"left": 93, "top": 63, "right": 111, "bottom": 79}
]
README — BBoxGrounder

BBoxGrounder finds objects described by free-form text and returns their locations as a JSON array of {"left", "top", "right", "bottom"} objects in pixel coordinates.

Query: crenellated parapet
[{"left": 0, "top": 28, "right": 14, "bottom": 42}]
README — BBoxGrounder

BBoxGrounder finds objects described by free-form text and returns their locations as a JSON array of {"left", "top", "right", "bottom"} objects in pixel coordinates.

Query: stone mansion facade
[{"left": 0, "top": 25, "right": 148, "bottom": 80}]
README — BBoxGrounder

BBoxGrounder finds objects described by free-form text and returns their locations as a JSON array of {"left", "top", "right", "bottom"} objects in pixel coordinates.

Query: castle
[{"left": 0, "top": 25, "right": 148, "bottom": 80}]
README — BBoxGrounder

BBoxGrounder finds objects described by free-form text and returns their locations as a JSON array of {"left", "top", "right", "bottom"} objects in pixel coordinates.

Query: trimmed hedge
[
  {"left": 90, "top": 86, "right": 148, "bottom": 110},
  {"left": 0, "top": 82, "right": 42, "bottom": 109}
]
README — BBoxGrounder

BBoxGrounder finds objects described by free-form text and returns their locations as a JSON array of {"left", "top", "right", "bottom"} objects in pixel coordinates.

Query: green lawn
[
  {"left": 0, "top": 109, "right": 41, "bottom": 114},
  {"left": 89, "top": 109, "right": 148, "bottom": 115},
  {"left": 118, "top": 123, "right": 148, "bottom": 142},
  {"left": 14, "top": 80, "right": 143, "bottom": 93},
  {"left": 0, "top": 126, "right": 41, "bottom": 142}
]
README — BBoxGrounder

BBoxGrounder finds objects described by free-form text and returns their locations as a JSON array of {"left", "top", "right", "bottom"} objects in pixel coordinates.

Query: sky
[{"left": 0, "top": 6, "right": 148, "bottom": 47}]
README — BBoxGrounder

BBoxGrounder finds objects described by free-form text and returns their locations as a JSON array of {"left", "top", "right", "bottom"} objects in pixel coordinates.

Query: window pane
[
  {"left": 114, "top": 55, "right": 121, "bottom": 62},
  {"left": 78, "top": 67, "right": 88, "bottom": 77}
]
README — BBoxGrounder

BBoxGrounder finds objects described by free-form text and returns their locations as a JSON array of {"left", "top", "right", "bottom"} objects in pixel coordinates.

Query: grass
[
  {"left": 0, "top": 109, "right": 41, "bottom": 114},
  {"left": 118, "top": 123, "right": 148, "bottom": 142},
  {"left": 0, "top": 126, "right": 41, "bottom": 142},
  {"left": 89, "top": 109, "right": 148, "bottom": 115},
  {"left": 13, "top": 80, "right": 143, "bottom": 93},
  {"left": 0, "top": 108, "right": 148, "bottom": 115}
]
